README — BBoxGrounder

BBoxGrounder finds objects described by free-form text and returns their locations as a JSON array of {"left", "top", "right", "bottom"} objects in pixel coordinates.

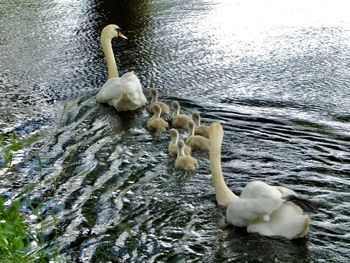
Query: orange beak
[{"left": 118, "top": 32, "right": 128, "bottom": 39}]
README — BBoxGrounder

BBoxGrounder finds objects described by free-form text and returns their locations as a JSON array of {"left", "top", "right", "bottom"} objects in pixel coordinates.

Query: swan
[
  {"left": 192, "top": 112, "right": 209, "bottom": 138},
  {"left": 175, "top": 140, "right": 198, "bottom": 172},
  {"left": 147, "top": 104, "right": 169, "bottom": 132},
  {"left": 168, "top": 128, "right": 191, "bottom": 157},
  {"left": 148, "top": 87, "right": 170, "bottom": 115},
  {"left": 96, "top": 24, "right": 147, "bottom": 111},
  {"left": 209, "top": 122, "right": 317, "bottom": 239},
  {"left": 185, "top": 120, "right": 210, "bottom": 152},
  {"left": 171, "top": 101, "right": 191, "bottom": 129}
]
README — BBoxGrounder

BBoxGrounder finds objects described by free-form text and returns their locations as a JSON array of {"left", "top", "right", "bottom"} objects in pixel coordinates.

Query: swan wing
[
  {"left": 247, "top": 202, "right": 310, "bottom": 239},
  {"left": 226, "top": 181, "right": 284, "bottom": 227},
  {"left": 96, "top": 72, "right": 147, "bottom": 109}
]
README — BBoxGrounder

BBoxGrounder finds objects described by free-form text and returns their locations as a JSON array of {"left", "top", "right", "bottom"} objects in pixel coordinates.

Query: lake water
[{"left": 0, "top": 0, "right": 349, "bottom": 262}]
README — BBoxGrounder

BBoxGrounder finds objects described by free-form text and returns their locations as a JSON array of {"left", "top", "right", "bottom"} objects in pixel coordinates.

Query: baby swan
[
  {"left": 148, "top": 87, "right": 170, "bottom": 115},
  {"left": 185, "top": 120, "right": 209, "bottom": 152},
  {"left": 147, "top": 104, "right": 169, "bottom": 132},
  {"left": 168, "top": 128, "right": 192, "bottom": 157},
  {"left": 171, "top": 101, "right": 191, "bottom": 129},
  {"left": 192, "top": 112, "right": 209, "bottom": 138},
  {"left": 175, "top": 140, "right": 198, "bottom": 172}
]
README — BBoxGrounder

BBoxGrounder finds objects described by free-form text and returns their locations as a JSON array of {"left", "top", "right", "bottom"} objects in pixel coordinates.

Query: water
[{"left": 1, "top": 0, "right": 350, "bottom": 262}]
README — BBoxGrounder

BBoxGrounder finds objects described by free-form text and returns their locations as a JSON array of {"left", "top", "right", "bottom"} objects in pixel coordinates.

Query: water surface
[{"left": 0, "top": 0, "right": 349, "bottom": 262}]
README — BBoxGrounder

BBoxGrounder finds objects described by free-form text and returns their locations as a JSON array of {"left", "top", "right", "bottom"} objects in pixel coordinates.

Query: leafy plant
[
  {"left": 0, "top": 133, "right": 22, "bottom": 178},
  {"left": 0, "top": 197, "right": 32, "bottom": 262},
  {"left": 0, "top": 133, "right": 62, "bottom": 262}
]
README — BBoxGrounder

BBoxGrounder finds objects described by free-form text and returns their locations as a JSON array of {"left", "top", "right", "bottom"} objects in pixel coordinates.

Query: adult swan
[
  {"left": 208, "top": 122, "right": 317, "bottom": 239},
  {"left": 96, "top": 24, "right": 147, "bottom": 111}
]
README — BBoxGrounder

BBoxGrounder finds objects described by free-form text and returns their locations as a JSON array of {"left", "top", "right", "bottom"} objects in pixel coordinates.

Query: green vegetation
[
  {"left": 0, "top": 133, "right": 22, "bottom": 175},
  {"left": 0, "top": 133, "right": 61, "bottom": 262}
]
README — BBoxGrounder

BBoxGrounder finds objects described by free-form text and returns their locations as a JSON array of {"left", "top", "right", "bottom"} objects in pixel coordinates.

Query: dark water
[{"left": 1, "top": 0, "right": 350, "bottom": 262}]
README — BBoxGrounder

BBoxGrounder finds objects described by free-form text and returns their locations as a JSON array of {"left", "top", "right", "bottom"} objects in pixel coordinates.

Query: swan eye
[{"left": 115, "top": 27, "right": 122, "bottom": 32}]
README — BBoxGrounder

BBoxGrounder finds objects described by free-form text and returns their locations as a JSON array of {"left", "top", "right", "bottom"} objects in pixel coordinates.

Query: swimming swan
[
  {"left": 149, "top": 87, "right": 170, "bottom": 115},
  {"left": 175, "top": 140, "right": 198, "bottom": 172},
  {"left": 147, "top": 104, "right": 169, "bottom": 132},
  {"left": 209, "top": 122, "right": 316, "bottom": 239},
  {"left": 96, "top": 24, "right": 147, "bottom": 111},
  {"left": 185, "top": 120, "right": 210, "bottom": 152},
  {"left": 171, "top": 101, "right": 191, "bottom": 129},
  {"left": 192, "top": 112, "right": 209, "bottom": 138},
  {"left": 168, "top": 128, "right": 191, "bottom": 157}
]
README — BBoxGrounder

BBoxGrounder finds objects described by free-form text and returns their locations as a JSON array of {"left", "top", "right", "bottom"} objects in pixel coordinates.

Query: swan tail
[{"left": 284, "top": 195, "right": 318, "bottom": 212}]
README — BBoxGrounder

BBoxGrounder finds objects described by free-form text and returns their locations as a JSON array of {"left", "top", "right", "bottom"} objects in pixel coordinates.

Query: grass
[{"left": 0, "top": 133, "right": 61, "bottom": 262}]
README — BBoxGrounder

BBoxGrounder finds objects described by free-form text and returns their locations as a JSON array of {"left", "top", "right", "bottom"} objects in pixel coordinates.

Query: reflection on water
[{"left": 0, "top": 0, "right": 350, "bottom": 262}]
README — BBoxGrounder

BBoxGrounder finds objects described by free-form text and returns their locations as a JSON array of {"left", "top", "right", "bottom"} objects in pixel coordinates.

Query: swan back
[
  {"left": 247, "top": 202, "right": 310, "bottom": 239},
  {"left": 96, "top": 72, "right": 147, "bottom": 111}
]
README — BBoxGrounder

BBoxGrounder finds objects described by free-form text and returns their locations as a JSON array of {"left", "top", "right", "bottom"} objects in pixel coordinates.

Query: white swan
[
  {"left": 96, "top": 24, "right": 147, "bottom": 111},
  {"left": 209, "top": 122, "right": 316, "bottom": 239}
]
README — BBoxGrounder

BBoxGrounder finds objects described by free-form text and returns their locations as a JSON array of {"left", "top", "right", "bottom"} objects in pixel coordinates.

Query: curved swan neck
[
  {"left": 193, "top": 114, "right": 201, "bottom": 126},
  {"left": 209, "top": 123, "right": 238, "bottom": 207},
  {"left": 172, "top": 103, "right": 180, "bottom": 117},
  {"left": 171, "top": 132, "right": 179, "bottom": 145},
  {"left": 152, "top": 109, "right": 161, "bottom": 118},
  {"left": 189, "top": 123, "right": 195, "bottom": 137},
  {"left": 151, "top": 90, "right": 158, "bottom": 103},
  {"left": 101, "top": 32, "right": 118, "bottom": 79},
  {"left": 177, "top": 143, "right": 185, "bottom": 157}
]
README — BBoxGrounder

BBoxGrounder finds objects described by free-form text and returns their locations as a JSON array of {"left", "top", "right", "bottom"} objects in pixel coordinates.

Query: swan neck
[
  {"left": 171, "top": 133, "right": 179, "bottom": 145},
  {"left": 190, "top": 125, "right": 195, "bottom": 137},
  {"left": 209, "top": 123, "right": 238, "bottom": 207},
  {"left": 195, "top": 117, "right": 201, "bottom": 126},
  {"left": 173, "top": 107, "right": 179, "bottom": 117},
  {"left": 101, "top": 34, "right": 118, "bottom": 79},
  {"left": 177, "top": 145, "right": 185, "bottom": 157},
  {"left": 151, "top": 95, "right": 156, "bottom": 104}
]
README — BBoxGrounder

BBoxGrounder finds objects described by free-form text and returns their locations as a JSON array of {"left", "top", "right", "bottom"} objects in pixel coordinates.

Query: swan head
[
  {"left": 101, "top": 24, "right": 128, "bottom": 40},
  {"left": 192, "top": 112, "right": 200, "bottom": 125}
]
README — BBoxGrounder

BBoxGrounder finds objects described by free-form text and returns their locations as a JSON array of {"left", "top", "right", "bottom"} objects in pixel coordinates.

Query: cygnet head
[
  {"left": 152, "top": 104, "right": 161, "bottom": 115},
  {"left": 150, "top": 87, "right": 158, "bottom": 97},
  {"left": 172, "top": 101, "right": 180, "bottom": 110},
  {"left": 177, "top": 140, "right": 185, "bottom": 150},
  {"left": 192, "top": 112, "right": 200, "bottom": 125},
  {"left": 101, "top": 24, "right": 128, "bottom": 40},
  {"left": 188, "top": 120, "right": 195, "bottom": 129}
]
